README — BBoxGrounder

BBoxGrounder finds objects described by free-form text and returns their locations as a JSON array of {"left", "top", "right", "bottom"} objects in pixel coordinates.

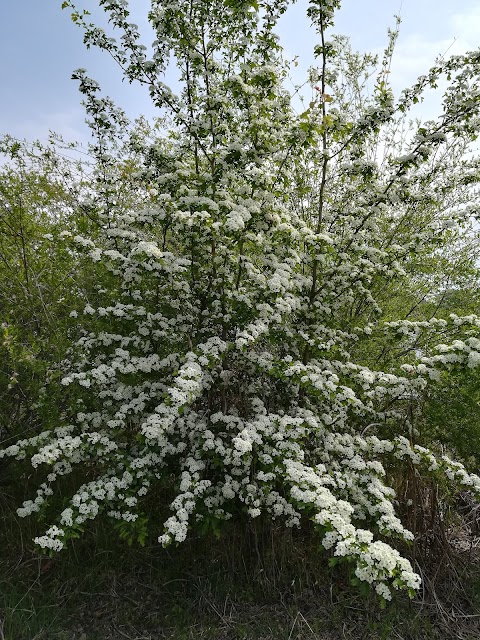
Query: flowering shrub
[{"left": 3, "top": 0, "right": 480, "bottom": 602}]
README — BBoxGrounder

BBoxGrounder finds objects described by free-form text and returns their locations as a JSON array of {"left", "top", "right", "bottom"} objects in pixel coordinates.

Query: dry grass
[
  {"left": 0, "top": 516, "right": 479, "bottom": 640},
  {"left": 1, "top": 471, "right": 480, "bottom": 640}
]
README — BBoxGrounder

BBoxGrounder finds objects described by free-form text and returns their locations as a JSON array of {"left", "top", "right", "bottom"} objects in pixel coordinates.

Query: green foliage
[
  {"left": 0, "top": 138, "right": 80, "bottom": 440},
  {"left": 114, "top": 515, "right": 149, "bottom": 546},
  {"left": 421, "top": 367, "right": 480, "bottom": 465}
]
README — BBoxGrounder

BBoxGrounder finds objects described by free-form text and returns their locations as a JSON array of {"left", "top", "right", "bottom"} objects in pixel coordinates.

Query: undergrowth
[{"left": 1, "top": 482, "right": 479, "bottom": 640}]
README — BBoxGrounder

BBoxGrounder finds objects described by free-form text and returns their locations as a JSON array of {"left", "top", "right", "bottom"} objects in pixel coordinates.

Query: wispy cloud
[
  {"left": 451, "top": 4, "right": 480, "bottom": 47},
  {"left": 2, "top": 108, "right": 90, "bottom": 147},
  {"left": 384, "top": 4, "right": 480, "bottom": 121}
]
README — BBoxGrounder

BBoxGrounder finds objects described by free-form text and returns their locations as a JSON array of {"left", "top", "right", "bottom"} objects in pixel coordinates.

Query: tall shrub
[{"left": 3, "top": 0, "right": 480, "bottom": 601}]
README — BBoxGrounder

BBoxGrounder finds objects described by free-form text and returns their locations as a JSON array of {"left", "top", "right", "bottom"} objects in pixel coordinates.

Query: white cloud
[
  {"left": 451, "top": 4, "right": 480, "bottom": 47},
  {"left": 4, "top": 108, "right": 90, "bottom": 147}
]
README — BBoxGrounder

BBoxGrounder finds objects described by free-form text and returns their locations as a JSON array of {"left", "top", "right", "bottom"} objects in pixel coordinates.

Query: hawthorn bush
[{"left": 2, "top": 0, "right": 480, "bottom": 602}]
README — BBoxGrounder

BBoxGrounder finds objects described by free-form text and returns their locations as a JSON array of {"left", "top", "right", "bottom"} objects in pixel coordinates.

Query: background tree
[{"left": 0, "top": 136, "right": 89, "bottom": 441}]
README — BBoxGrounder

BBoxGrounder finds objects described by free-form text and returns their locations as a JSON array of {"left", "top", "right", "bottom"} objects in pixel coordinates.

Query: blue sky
[{"left": 1, "top": 0, "right": 479, "bottom": 146}]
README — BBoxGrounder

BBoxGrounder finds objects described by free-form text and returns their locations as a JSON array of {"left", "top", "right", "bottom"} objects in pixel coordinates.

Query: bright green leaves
[
  {"left": 114, "top": 515, "right": 149, "bottom": 547},
  {"left": 224, "top": 0, "right": 259, "bottom": 10},
  {"left": 61, "top": 0, "right": 90, "bottom": 23}
]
